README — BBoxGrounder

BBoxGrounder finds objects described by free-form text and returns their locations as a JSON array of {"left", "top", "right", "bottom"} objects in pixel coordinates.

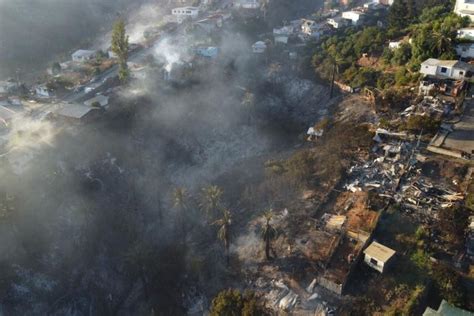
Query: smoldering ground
[{"left": 0, "top": 7, "right": 332, "bottom": 316}]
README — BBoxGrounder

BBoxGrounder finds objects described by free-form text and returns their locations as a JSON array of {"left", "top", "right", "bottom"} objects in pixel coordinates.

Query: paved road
[{"left": 62, "top": 1, "right": 230, "bottom": 104}]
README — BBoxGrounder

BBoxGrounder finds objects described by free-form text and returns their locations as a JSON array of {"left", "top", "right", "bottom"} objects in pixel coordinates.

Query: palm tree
[
  {"left": 431, "top": 30, "right": 452, "bottom": 57},
  {"left": 200, "top": 185, "right": 223, "bottom": 221},
  {"left": 173, "top": 187, "right": 188, "bottom": 244},
  {"left": 241, "top": 91, "right": 255, "bottom": 125},
  {"left": 261, "top": 210, "right": 277, "bottom": 261},
  {"left": 213, "top": 209, "right": 232, "bottom": 265}
]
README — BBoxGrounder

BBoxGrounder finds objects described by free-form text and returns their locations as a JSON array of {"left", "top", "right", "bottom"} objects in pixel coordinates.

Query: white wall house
[
  {"left": 420, "top": 58, "right": 474, "bottom": 80},
  {"left": 273, "top": 26, "right": 293, "bottom": 44},
  {"left": 456, "top": 43, "right": 474, "bottom": 58},
  {"left": 234, "top": 0, "right": 259, "bottom": 9},
  {"left": 171, "top": 6, "right": 199, "bottom": 23},
  {"left": 72, "top": 50, "right": 96, "bottom": 62},
  {"left": 363, "top": 242, "right": 396, "bottom": 273},
  {"left": 327, "top": 17, "right": 347, "bottom": 29},
  {"left": 457, "top": 28, "right": 474, "bottom": 40},
  {"left": 454, "top": 0, "right": 474, "bottom": 21},
  {"left": 342, "top": 11, "right": 365, "bottom": 26},
  {"left": 35, "top": 84, "right": 52, "bottom": 98},
  {"left": 252, "top": 41, "right": 267, "bottom": 53}
]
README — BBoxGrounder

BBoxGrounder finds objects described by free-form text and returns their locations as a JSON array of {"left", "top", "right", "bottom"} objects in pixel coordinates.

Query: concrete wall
[{"left": 363, "top": 254, "right": 384, "bottom": 273}]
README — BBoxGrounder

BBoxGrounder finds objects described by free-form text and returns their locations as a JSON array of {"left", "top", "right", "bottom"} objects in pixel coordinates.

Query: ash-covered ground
[{"left": 0, "top": 21, "right": 333, "bottom": 315}]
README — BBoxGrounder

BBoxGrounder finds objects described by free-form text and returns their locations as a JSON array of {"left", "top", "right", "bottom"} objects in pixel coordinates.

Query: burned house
[
  {"left": 419, "top": 75, "right": 467, "bottom": 97},
  {"left": 84, "top": 94, "right": 109, "bottom": 108},
  {"left": 252, "top": 41, "right": 267, "bottom": 54},
  {"left": 428, "top": 100, "right": 474, "bottom": 160},
  {"left": 71, "top": 49, "right": 96, "bottom": 63},
  {"left": 0, "top": 80, "right": 21, "bottom": 97},
  {"left": 467, "top": 216, "right": 474, "bottom": 259},
  {"left": 315, "top": 192, "right": 379, "bottom": 295},
  {"left": 52, "top": 103, "right": 103, "bottom": 123}
]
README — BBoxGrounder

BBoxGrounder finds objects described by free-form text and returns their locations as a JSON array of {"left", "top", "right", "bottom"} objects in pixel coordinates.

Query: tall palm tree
[
  {"left": 200, "top": 185, "right": 223, "bottom": 221},
  {"left": 241, "top": 91, "right": 255, "bottom": 125},
  {"left": 173, "top": 187, "right": 188, "bottom": 244},
  {"left": 431, "top": 30, "right": 452, "bottom": 57},
  {"left": 261, "top": 210, "right": 277, "bottom": 261},
  {"left": 213, "top": 209, "right": 232, "bottom": 265}
]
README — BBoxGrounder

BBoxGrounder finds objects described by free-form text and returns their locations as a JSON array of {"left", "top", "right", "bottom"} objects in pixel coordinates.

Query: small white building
[
  {"left": 377, "top": 0, "right": 394, "bottom": 5},
  {"left": 171, "top": 6, "right": 199, "bottom": 23},
  {"left": 84, "top": 94, "right": 109, "bottom": 107},
  {"left": 234, "top": 0, "right": 259, "bottom": 9},
  {"left": 252, "top": 41, "right": 267, "bottom": 54},
  {"left": 342, "top": 11, "right": 365, "bottom": 26},
  {"left": 457, "top": 28, "right": 474, "bottom": 40},
  {"left": 72, "top": 50, "right": 96, "bottom": 62},
  {"left": 35, "top": 84, "right": 52, "bottom": 98},
  {"left": 388, "top": 41, "right": 402, "bottom": 50},
  {"left": 364, "top": 2, "right": 383, "bottom": 9},
  {"left": 327, "top": 16, "right": 347, "bottom": 29},
  {"left": 456, "top": 43, "right": 474, "bottom": 58},
  {"left": 273, "top": 26, "right": 293, "bottom": 44},
  {"left": 363, "top": 241, "right": 396, "bottom": 273},
  {"left": 454, "top": 0, "right": 474, "bottom": 21},
  {"left": 420, "top": 58, "right": 474, "bottom": 80}
]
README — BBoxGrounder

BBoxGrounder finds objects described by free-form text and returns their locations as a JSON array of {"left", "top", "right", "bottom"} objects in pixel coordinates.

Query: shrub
[{"left": 210, "top": 289, "right": 269, "bottom": 316}]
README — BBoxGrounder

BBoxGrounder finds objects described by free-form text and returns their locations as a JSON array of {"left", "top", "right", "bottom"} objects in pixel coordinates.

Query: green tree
[
  {"left": 391, "top": 43, "right": 412, "bottom": 66},
  {"left": 213, "top": 209, "right": 232, "bottom": 265},
  {"left": 111, "top": 18, "right": 130, "bottom": 82},
  {"left": 388, "top": 0, "right": 409, "bottom": 29},
  {"left": 261, "top": 210, "right": 277, "bottom": 261},
  {"left": 200, "top": 185, "right": 223, "bottom": 221},
  {"left": 210, "top": 289, "right": 269, "bottom": 316}
]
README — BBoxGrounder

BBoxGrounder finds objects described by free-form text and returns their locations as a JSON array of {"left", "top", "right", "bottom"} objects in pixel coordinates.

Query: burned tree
[
  {"left": 261, "top": 210, "right": 277, "bottom": 261},
  {"left": 213, "top": 209, "right": 232, "bottom": 265},
  {"left": 199, "top": 185, "right": 223, "bottom": 221}
]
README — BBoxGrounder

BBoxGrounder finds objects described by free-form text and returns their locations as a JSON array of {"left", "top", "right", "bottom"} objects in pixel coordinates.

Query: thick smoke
[
  {"left": 0, "top": 0, "right": 331, "bottom": 314},
  {"left": 0, "top": 0, "right": 148, "bottom": 79}
]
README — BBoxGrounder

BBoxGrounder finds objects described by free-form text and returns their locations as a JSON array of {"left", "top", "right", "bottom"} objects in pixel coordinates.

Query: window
[
  {"left": 440, "top": 67, "right": 447, "bottom": 73},
  {"left": 370, "top": 258, "right": 378, "bottom": 265}
]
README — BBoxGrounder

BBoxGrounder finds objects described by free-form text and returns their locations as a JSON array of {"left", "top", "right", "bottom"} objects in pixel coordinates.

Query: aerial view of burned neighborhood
[{"left": 1, "top": 0, "right": 474, "bottom": 314}]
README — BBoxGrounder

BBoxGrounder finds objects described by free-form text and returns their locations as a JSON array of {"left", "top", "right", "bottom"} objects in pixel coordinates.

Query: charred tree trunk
[{"left": 265, "top": 238, "right": 271, "bottom": 260}]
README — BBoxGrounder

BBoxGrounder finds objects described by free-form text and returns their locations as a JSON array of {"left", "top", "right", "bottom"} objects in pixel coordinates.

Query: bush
[
  {"left": 404, "top": 115, "right": 440, "bottom": 133},
  {"left": 210, "top": 289, "right": 269, "bottom": 316}
]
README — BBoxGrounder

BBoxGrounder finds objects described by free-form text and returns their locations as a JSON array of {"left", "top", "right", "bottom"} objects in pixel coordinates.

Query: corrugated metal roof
[{"left": 54, "top": 104, "right": 95, "bottom": 119}]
